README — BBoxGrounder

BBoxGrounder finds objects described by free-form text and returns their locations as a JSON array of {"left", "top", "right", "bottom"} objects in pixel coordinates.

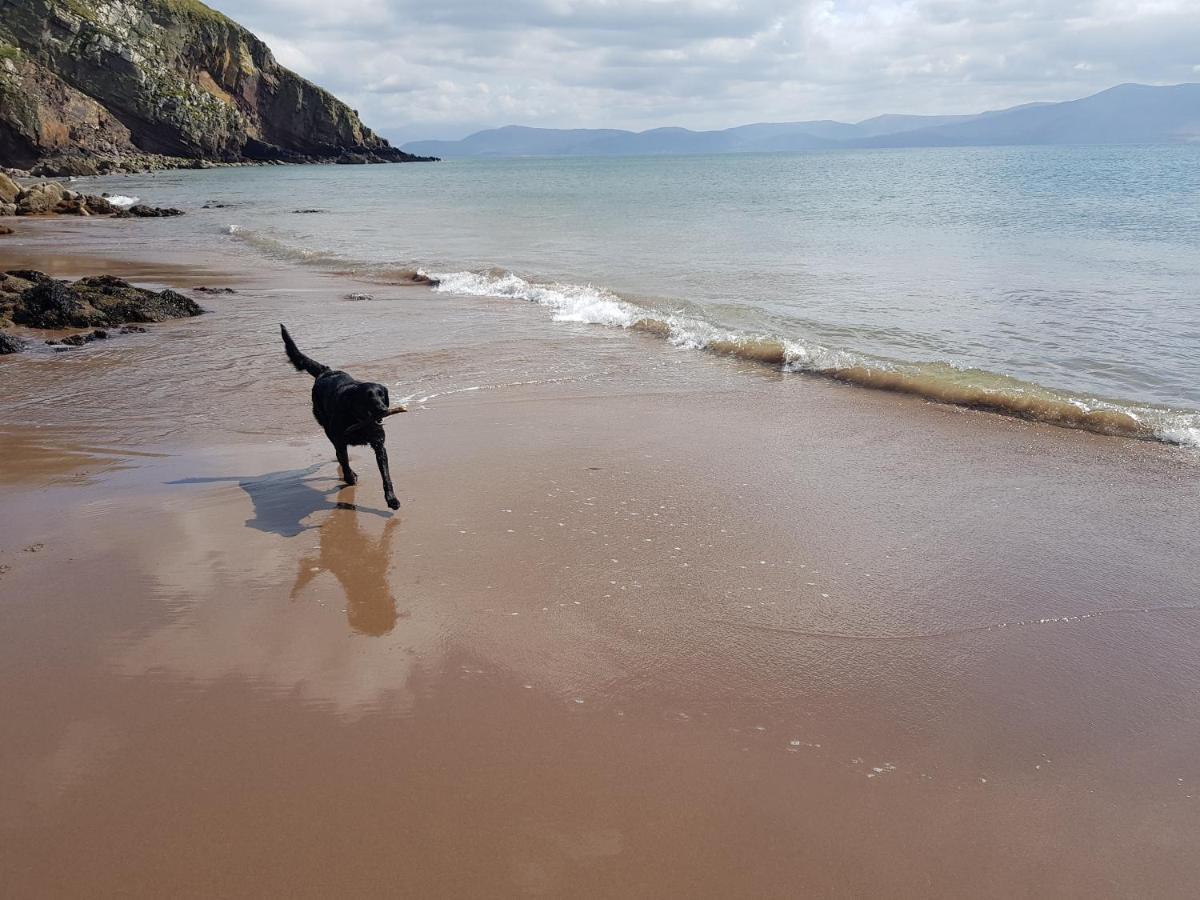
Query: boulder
[
  {"left": 83, "top": 195, "right": 115, "bottom": 215},
  {"left": 118, "top": 204, "right": 185, "bottom": 218},
  {"left": 54, "top": 197, "right": 91, "bottom": 216},
  {"left": 0, "top": 225, "right": 12, "bottom": 235},
  {"left": 31, "top": 155, "right": 101, "bottom": 178},
  {"left": 15, "top": 182, "right": 66, "bottom": 215},
  {"left": 0, "top": 173, "right": 19, "bottom": 204},
  {"left": 0, "top": 203, "right": 16, "bottom": 217},
  {"left": 13, "top": 279, "right": 85, "bottom": 328},
  {"left": 0, "top": 330, "right": 26, "bottom": 354},
  {"left": 10, "top": 272, "right": 205, "bottom": 329}
]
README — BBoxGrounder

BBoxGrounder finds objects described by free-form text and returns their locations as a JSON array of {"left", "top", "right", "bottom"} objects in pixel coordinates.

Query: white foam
[
  {"left": 105, "top": 195, "right": 139, "bottom": 209},
  {"left": 430, "top": 270, "right": 639, "bottom": 329}
]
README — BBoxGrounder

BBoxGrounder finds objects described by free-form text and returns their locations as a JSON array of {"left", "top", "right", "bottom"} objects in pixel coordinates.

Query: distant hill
[{"left": 402, "top": 84, "right": 1200, "bottom": 159}]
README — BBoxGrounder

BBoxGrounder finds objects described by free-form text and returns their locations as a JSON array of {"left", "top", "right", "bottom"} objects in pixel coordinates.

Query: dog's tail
[{"left": 280, "top": 324, "right": 330, "bottom": 378}]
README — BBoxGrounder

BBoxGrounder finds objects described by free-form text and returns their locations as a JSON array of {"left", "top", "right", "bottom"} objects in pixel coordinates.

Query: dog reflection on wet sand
[{"left": 292, "top": 497, "right": 402, "bottom": 636}]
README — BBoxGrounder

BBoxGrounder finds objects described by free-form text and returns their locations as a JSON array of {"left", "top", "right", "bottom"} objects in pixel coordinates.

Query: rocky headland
[{"left": 0, "top": 0, "right": 436, "bottom": 175}]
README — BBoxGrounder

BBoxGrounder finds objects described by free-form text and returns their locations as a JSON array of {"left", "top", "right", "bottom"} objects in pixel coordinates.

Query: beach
[{"left": 2, "top": 209, "right": 1199, "bottom": 896}]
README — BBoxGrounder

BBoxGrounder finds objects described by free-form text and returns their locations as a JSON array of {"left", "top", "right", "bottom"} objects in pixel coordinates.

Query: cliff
[{"left": 0, "top": 0, "right": 433, "bottom": 172}]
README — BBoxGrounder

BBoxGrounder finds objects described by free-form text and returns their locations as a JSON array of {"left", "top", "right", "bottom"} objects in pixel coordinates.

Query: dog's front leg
[
  {"left": 335, "top": 442, "right": 357, "bottom": 485},
  {"left": 370, "top": 437, "right": 399, "bottom": 510}
]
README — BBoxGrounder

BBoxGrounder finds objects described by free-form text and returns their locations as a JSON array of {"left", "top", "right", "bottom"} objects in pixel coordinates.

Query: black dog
[{"left": 280, "top": 325, "right": 401, "bottom": 510}]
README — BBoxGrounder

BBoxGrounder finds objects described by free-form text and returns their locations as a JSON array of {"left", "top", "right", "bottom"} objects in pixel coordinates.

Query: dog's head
[{"left": 354, "top": 381, "right": 391, "bottom": 421}]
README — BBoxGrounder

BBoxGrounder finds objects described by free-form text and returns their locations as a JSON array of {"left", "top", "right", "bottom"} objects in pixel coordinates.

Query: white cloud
[{"left": 211, "top": 0, "right": 1200, "bottom": 141}]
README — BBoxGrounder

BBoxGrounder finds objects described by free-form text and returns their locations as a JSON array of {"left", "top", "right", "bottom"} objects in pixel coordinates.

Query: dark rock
[
  {"left": 343, "top": 292, "right": 375, "bottom": 301},
  {"left": 193, "top": 286, "right": 236, "bottom": 294},
  {"left": 83, "top": 195, "right": 115, "bottom": 215},
  {"left": 0, "top": 331, "right": 26, "bottom": 354},
  {"left": 11, "top": 271, "right": 204, "bottom": 329},
  {"left": 201, "top": 201, "right": 230, "bottom": 209},
  {"left": 14, "top": 279, "right": 82, "bottom": 328},
  {"left": 119, "top": 325, "right": 147, "bottom": 334},
  {"left": 6, "top": 270, "right": 52, "bottom": 285},
  {"left": 57, "top": 329, "right": 108, "bottom": 347},
  {"left": 123, "top": 205, "right": 185, "bottom": 218},
  {"left": 0, "top": 225, "right": 12, "bottom": 235},
  {"left": 336, "top": 153, "right": 369, "bottom": 165},
  {"left": 293, "top": 209, "right": 326, "bottom": 214}
]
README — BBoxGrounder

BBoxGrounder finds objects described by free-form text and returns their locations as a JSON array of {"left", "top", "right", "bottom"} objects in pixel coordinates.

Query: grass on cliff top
[
  {"left": 0, "top": 44, "right": 22, "bottom": 61},
  {"left": 150, "top": 0, "right": 232, "bottom": 24},
  {"left": 60, "top": 0, "right": 231, "bottom": 27}
]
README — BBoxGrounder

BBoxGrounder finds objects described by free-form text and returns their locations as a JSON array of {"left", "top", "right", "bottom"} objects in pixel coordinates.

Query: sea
[{"left": 71, "top": 144, "right": 1200, "bottom": 446}]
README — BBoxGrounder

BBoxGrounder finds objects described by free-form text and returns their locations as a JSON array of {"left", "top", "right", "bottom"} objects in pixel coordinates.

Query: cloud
[{"left": 210, "top": 0, "right": 1200, "bottom": 141}]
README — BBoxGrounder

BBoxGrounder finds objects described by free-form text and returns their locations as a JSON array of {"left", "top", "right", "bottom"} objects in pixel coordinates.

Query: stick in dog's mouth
[{"left": 344, "top": 405, "right": 408, "bottom": 436}]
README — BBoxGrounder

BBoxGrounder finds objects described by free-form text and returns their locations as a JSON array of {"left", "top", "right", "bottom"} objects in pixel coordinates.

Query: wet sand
[{"left": 2, "top": 223, "right": 1199, "bottom": 897}]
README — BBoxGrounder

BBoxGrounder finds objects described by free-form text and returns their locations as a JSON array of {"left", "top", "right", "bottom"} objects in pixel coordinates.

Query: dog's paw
[
  {"left": 343, "top": 472, "right": 358, "bottom": 485},
  {"left": 386, "top": 495, "right": 400, "bottom": 511}
]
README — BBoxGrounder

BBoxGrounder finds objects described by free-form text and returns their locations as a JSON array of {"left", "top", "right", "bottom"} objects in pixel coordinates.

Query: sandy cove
[{"left": 1, "top": 225, "right": 1199, "bottom": 897}]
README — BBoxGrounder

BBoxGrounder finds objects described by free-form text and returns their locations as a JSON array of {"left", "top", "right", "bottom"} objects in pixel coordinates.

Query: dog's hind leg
[
  {"left": 335, "top": 442, "right": 357, "bottom": 486},
  {"left": 370, "top": 437, "right": 400, "bottom": 510}
]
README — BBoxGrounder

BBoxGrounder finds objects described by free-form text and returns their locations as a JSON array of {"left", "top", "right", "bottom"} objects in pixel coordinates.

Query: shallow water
[{"left": 30, "top": 145, "right": 1200, "bottom": 443}]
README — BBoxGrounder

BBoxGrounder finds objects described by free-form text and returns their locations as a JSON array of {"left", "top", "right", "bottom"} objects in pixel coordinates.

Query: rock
[
  {"left": 0, "top": 225, "right": 12, "bottom": 235},
  {"left": 83, "top": 195, "right": 115, "bottom": 215},
  {"left": 122, "top": 205, "right": 185, "bottom": 218},
  {"left": 10, "top": 272, "right": 205, "bottom": 329},
  {"left": 54, "top": 197, "right": 91, "bottom": 216},
  {"left": 55, "top": 329, "right": 108, "bottom": 347},
  {"left": 336, "top": 153, "right": 369, "bottom": 165},
  {"left": 293, "top": 209, "right": 326, "bottom": 214},
  {"left": 0, "top": 1, "right": 436, "bottom": 171},
  {"left": 193, "top": 286, "right": 236, "bottom": 294},
  {"left": 119, "top": 325, "right": 147, "bottom": 334},
  {"left": 0, "top": 173, "right": 19, "bottom": 204},
  {"left": 31, "top": 155, "right": 101, "bottom": 178},
  {"left": 0, "top": 203, "right": 15, "bottom": 217},
  {"left": 343, "top": 292, "right": 375, "bottom": 301},
  {"left": 0, "top": 330, "right": 26, "bottom": 354},
  {"left": 15, "top": 182, "right": 66, "bottom": 215},
  {"left": 14, "top": 279, "right": 84, "bottom": 328}
]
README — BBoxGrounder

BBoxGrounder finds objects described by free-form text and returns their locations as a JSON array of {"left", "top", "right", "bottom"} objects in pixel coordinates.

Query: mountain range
[{"left": 402, "top": 83, "right": 1200, "bottom": 159}]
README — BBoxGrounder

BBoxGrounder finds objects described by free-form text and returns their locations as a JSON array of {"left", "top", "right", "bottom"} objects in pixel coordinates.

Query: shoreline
[{"left": 2, "top": 227, "right": 1200, "bottom": 896}]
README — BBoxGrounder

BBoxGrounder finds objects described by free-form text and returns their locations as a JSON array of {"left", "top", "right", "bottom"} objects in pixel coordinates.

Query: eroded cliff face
[{"left": 0, "top": 0, "right": 430, "bottom": 170}]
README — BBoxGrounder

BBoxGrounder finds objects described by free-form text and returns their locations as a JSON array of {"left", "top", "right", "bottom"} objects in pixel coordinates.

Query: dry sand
[{"left": 1, "top": 224, "right": 1199, "bottom": 897}]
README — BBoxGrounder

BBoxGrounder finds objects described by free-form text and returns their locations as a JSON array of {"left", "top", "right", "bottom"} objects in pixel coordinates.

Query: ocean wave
[
  {"left": 220, "top": 225, "right": 1200, "bottom": 448},
  {"left": 226, "top": 225, "right": 435, "bottom": 284},
  {"left": 427, "top": 268, "right": 1200, "bottom": 447},
  {"left": 105, "top": 195, "right": 139, "bottom": 209}
]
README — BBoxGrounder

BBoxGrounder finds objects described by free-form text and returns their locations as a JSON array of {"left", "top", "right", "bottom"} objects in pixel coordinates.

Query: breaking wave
[
  {"left": 223, "top": 225, "right": 1200, "bottom": 448},
  {"left": 426, "top": 269, "right": 1200, "bottom": 447}
]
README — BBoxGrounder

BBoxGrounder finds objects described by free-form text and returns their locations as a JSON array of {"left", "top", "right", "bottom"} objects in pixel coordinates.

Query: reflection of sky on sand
[
  {"left": 119, "top": 460, "right": 645, "bottom": 720},
  {"left": 119, "top": 474, "right": 445, "bottom": 719}
]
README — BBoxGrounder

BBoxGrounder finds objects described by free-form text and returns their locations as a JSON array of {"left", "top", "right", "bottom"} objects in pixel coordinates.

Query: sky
[{"left": 210, "top": 0, "right": 1200, "bottom": 143}]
